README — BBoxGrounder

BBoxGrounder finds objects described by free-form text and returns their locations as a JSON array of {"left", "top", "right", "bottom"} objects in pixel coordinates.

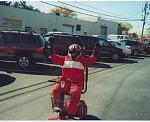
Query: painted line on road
[
  {"left": 0, "top": 63, "right": 126, "bottom": 96},
  {"left": 0, "top": 84, "right": 55, "bottom": 102},
  {"left": 0, "top": 80, "right": 54, "bottom": 96}
]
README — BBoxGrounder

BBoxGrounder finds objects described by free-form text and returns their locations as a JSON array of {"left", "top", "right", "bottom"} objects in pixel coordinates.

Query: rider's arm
[
  {"left": 81, "top": 53, "right": 96, "bottom": 67},
  {"left": 50, "top": 53, "right": 65, "bottom": 66}
]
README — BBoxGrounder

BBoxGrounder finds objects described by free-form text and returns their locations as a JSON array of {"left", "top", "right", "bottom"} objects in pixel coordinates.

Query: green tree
[
  {"left": 49, "top": 6, "right": 77, "bottom": 17},
  {"left": 12, "top": 1, "right": 20, "bottom": 8},
  {"left": 128, "top": 32, "right": 138, "bottom": 39},
  {"left": 0, "top": 1, "right": 12, "bottom": 6},
  {"left": 120, "top": 22, "right": 133, "bottom": 34},
  {"left": 12, "top": 1, "right": 40, "bottom": 12}
]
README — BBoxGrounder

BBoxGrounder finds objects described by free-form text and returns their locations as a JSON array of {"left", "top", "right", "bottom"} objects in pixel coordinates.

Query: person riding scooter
[{"left": 48, "top": 43, "right": 97, "bottom": 119}]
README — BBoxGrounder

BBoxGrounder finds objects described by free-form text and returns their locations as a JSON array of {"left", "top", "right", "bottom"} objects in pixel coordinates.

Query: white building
[{"left": 0, "top": 5, "right": 119, "bottom": 37}]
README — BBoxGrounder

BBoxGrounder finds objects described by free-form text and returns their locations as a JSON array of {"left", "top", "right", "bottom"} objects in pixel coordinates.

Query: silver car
[{"left": 109, "top": 41, "right": 132, "bottom": 56}]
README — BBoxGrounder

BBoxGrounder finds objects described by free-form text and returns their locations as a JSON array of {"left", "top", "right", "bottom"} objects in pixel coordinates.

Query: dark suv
[
  {"left": 0, "top": 30, "right": 45, "bottom": 67},
  {"left": 120, "top": 40, "right": 143, "bottom": 56},
  {"left": 44, "top": 33, "right": 85, "bottom": 56},
  {"left": 75, "top": 35, "right": 125, "bottom": 62}
]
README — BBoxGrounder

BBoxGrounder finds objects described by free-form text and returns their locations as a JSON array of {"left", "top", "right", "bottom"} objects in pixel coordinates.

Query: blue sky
[{"left": 27, "top": 1, "right": 150, "bottom": 35}]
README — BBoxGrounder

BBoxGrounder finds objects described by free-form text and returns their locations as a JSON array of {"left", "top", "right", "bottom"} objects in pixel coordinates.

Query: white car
[{"left": 109, "top": 41, "right": 132, "bottom": 56}]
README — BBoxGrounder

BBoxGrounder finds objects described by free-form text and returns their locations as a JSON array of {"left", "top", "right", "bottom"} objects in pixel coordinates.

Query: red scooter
[{"left": 48, "top": 67, "right": 88, "bottom": 120}]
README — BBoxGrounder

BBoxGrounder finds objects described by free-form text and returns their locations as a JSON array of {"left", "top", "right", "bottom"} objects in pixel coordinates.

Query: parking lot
[{"left": 0, "top": 53, "right": 150, "bottom": 120}]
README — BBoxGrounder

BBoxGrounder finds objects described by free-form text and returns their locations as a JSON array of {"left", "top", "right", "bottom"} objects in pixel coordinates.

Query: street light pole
[{"left": 141, "top": 1, "right": 148, "bottom": 42}]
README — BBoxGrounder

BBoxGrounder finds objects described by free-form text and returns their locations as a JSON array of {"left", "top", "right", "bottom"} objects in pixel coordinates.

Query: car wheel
[
  {"left": 17, "top": 56, "right": 32, "bottom": 68},
  {"left": 133, "top": 50, "right": 139, "bottom": 56},
  {"left": 112, "top": 53, "right": 119, "bottom": 62}
]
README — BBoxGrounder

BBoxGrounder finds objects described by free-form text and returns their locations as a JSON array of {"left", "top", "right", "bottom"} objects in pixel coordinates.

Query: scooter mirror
[{"left": 60, "top": 80, "right": 65, "bottom": 88}]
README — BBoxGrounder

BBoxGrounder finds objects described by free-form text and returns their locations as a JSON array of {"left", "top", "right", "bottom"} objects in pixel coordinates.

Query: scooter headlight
[{"left": 60, "top": 80, "right": 65, "bottom": 88}]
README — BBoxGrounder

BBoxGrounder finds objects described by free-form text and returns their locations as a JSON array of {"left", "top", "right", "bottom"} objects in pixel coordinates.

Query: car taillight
[{"left": 35, "top": 47, "right": 44, "bottom": 53}]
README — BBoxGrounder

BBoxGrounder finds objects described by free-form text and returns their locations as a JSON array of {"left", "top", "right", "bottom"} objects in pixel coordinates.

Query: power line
[
  {"left": 58, "top": 1, "right": 130, "bottom": 20},
  {"left": 75, "top": 1, "right": 142, "bottom": 18},
  {"left": 40, "top": 1, "right": 98, "bottom": 18},
  {"left": 40, "top": 1, "right": 142, "bottom": 22},
  {"left": 58, "top": 1, "right": 142, "bottom": 21}
]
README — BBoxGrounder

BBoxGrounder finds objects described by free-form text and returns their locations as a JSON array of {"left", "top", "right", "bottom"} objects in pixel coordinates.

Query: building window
[
  {"left": 3, "top": 22, "right": 7, "bottom": 27},
  {"left": 84, "top": 32, "right": 87, "bottom": 35},
  {"left": 25, "top": 26, "right": 32, "bottom": 32},
  {"left": 76, "top": 24, "right": 81, "bottom": 31},
  {"left": 3, "top": 22, "right": 7, "bottom": 30},
  {"left": 53, "top": 29, "right": 57, "bottom": 32},
  {"left": 40, "top": 28, "right": 47, "bottom": 35}
]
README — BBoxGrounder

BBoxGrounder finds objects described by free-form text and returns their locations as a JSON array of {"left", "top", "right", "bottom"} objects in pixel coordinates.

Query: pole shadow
[
  {"left": 0, "top": 73, "right": 16, "bottom": 87},
  {"left": 0, "top": 61, "right": 61, "bottom": 76}
]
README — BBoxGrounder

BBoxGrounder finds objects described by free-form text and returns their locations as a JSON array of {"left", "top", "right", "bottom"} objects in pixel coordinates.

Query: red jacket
[{"left": 51, "top": 53, "right": 96, "bottom": 87}]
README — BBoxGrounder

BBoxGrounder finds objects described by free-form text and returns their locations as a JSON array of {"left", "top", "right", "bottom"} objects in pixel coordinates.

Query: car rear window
[
  {"left": 21, "top": 34, "right": 37, "bottom": 44},
  {"left": 54, "top": 35, "right": 85, "bottom": 49},
  {"left": 130, "top": 41, "right": 139, "bottom": 46},
  {"left": 78, "top": 36, "right": 96, "bottom": 50},
  {"left": 20, "top": 34, "right": 45, "bottom": 47},
  {"left": 0, "top": 32, "right": 21, "bottom": 45}
]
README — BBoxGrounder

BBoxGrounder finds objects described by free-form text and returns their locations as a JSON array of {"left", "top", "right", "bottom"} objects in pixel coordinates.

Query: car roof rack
[
  {"left": 46, "top": 31, "right": 71, "bottom": 35},
  {"left": 0, "top": 29, "right": 37, "bottom": 35}
]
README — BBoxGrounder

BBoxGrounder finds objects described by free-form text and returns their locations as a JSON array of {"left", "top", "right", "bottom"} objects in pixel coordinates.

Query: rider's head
[{"left": 68, "top": 44, "right": 82, "bottom": 60}]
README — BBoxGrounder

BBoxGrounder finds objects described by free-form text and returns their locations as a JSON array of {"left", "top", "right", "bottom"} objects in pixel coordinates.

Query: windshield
[{"left": 98, "top": 38, "right": 111, "bottom": 46}]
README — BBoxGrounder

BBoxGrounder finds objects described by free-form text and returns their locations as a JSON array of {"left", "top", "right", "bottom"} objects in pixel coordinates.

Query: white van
[{"left": 108, "top": 34, "right": 130, "bottom": 42}]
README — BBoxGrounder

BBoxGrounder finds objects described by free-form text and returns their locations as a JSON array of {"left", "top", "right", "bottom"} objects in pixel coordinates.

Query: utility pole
[{"left": 141, "top": 1, "right": 148, "bottom": 42}]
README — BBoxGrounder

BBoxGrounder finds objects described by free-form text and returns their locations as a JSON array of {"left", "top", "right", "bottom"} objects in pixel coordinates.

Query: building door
[
  {"left": 63, "top": 25, "right": 73, "bottom": 34},
  {"left": 100, "top": 26, "right": 107, "bottom": 39}
]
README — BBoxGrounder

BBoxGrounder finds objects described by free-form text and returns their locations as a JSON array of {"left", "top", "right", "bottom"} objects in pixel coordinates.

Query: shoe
[{"left": 53, "top": 107, "right": 62, "bottom": 112}]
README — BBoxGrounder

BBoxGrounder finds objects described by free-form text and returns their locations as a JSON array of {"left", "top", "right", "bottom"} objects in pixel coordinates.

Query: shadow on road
[
  {"left": 127, "top": 53, "right": 150, "bottom": 59},
  {"left": 0, "top": 73, "right": 16, "bottom": 87},
  {"left": 127, "top": 56, "right": 144, "bottom": 60},
  {"left": 123, "top": 58, "right": 138, "bottom": 64},
  {"left": 0, "top": 61, "right": 61, "bottom": 76},
  {"left": 80, "top": 114, "right": 102, "bottom": 120},
  {"left": 97, "top": 58, "right": 138, "bottom": 64},
  {"left": 139, "top": 53, "right": 150, "bottom": 58},
  {"left": 91, "top": 62, "right": 112, "bottom": 68}
]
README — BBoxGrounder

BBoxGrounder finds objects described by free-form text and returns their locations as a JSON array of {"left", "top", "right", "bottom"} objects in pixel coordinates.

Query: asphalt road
[{"left": 0, "top": 54, "right": 150, "bottom": 120}]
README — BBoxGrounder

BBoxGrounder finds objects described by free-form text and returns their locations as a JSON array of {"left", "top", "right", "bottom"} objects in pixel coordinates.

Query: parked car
[
  {"left": 74, "top": 35, "right": 125, "bottom": 62},
  {"left": 0, "top": 30, "right": 46, "bottom": 67},
  {"left": 109, "top": 41, "right": 132, "bottom": 56},
  {"left": 120, "top": 40, "right": 143, "bottom": 56},
  {"left": 44, "top": 32, "right": 85, "bottom": 56},
  {"left": 143, "top": 42, "right": 150, "bottom": 53}
]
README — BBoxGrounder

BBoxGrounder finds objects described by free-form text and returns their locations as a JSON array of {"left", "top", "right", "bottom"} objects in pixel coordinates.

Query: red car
[
  {"left": 143, "top": 42, "right": 150, "bottom": 53},
  {"left": 0, "top": 30, "right": 46, "bottom": 67}
]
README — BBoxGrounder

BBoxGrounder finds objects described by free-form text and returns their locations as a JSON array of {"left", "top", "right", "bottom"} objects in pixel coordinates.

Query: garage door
[
  {"left": 63, "top": 25, "right": 73, "bottom": 34},
  {"left": 3, "top": 18, "right": 22, "bottom": 30}
]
